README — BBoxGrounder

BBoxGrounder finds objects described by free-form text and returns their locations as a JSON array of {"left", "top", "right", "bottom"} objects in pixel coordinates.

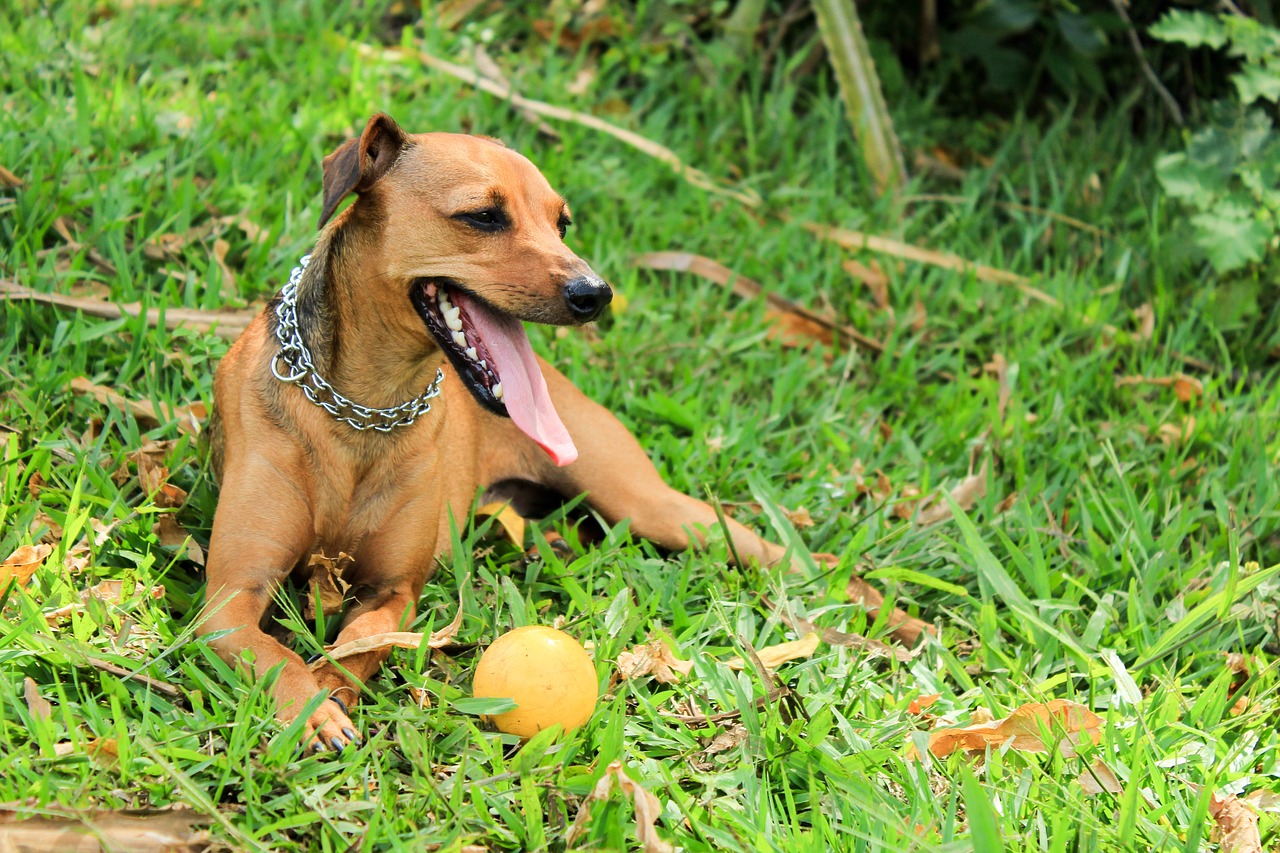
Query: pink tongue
[{"left": 452, "top": 293, "right": 578, "bottom": 466}]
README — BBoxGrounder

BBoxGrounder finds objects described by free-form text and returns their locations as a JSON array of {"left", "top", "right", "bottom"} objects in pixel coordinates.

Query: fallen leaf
[
  {"left": 1077, "top": 759, "right": 1123, "bottom": 796},
  {"left": 46, "top": 579, "right": 166, "bottom": 624},
  {"left": 54, "top": 737, "right": 120, "bottom": 768},
  {"left": 916, "top": 461, "right": 989, "bottom": 525},
  {"left": 1133, "top": 303, "right": 1155, "bottom": 341},
  {"left": 844, "top": 575, "right": 936, "bottom": 647},
  {"left": 24, "top": 677, "right": 52, "bottom": 721},
  {"left": 763, "top": 309, "right": 835, "bottom": 351},
  {"left": 69, "top": 377, "right": 205, "bottom": 435},
  {"left": 617, "top": 639, "right": 694, "bottom": 684},
  {"left": 908, "top": 694, "right": 941, "bottom": 715},
  {"left": 303, "top": 552, "right": 353, "bottom": 621},
  {"left": 1, "top": 543, "right": 52, "bottom": 590},
  {"left": 913, "top": 699, "right": 1102, "bottom": 759},
  {"left": 1115, "top": 373, "right": 1204, "bottom": 403},
  {"left": 309, "top": 584, "right": 467, "bottom": 669},
  {"left": 153, "top": 515, "right": 203, "bottom": 565},
  {"left": 1210, "top": 793, "right": 1263, "bottom": 853},
  {"left": 726, "top": 632, "right": 820, "bottom": 671},
  {"left": 782, "top": 506, "right": 814, "bottom": 528},
  {"left": 30, "top": 511, "right": 64, "bottom": 544},
  {"left": 27, "top": 470, "right": 46, "bottom": 499},
  {"left": 843, "top": 258, "right": 889, "bottom": 311},
  {"left": 566, "top": 761, "right": 673, "bottom": 853},
  {"left": 210, "top": 238, "right": 237, "bottom": 301},
  {"left": 1156, "top": 417, "right": 1196, "bottom": 446},
  {"left": 475, "top": 501, "right": 526, "bottom": 547},
  {"left": 409, "top": 685, "right": 433, "bottom": 709}
]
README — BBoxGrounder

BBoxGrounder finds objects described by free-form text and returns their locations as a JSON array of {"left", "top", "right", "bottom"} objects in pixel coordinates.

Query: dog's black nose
[{"left": 563, "top": 276, "right": 612, "bottom": 322}]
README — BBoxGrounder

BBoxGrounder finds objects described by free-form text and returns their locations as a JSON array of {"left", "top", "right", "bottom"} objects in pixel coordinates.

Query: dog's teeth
[
  {"left": 465, "top": 347, "right": 478, "bottom": 361},
  {"left": 477, "top": 359, "right": 487, "bottom": 371},
  {"left": 445, "top": 313, "right": 463, "bottom": 332},
  {"left": 452, "top": 330, "right": 467, "bottom": 347},
  {"left": 492, "top": 382, "right": 503, "bottom": 399}
]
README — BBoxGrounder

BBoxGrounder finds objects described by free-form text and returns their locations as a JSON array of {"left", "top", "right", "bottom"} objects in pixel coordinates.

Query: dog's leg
[
  {"left": 199, "top": 457, "right": 361, "bottom": 751},
  {"left": 528, "top": 361, "right": 785, "bottom": 565},
  {"left": 307, "top": 500, "right": 441, "bottom": 714}
]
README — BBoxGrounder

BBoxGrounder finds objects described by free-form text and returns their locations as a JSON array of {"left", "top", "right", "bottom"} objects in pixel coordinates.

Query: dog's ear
[{"left": 318, "top": 113, "right": 410, "bottom": 229}]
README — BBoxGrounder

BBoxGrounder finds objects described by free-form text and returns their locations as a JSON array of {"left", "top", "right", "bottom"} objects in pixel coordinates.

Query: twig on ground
[
  {"left": 1, "top": 278, "right": 258, "bottom": 340},
  {"left": 84, "top": 656, "right": 183, "bottom": 698},
  {"left": 633, "top": 251, "right": 884, "bottom": 354},
  {"left": 346, "top": 38, "right": 763, "bottom": 209}
]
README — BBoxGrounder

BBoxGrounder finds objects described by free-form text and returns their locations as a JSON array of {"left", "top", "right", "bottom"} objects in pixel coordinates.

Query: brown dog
[{"left": 201, "top": 113, "right": 915, "bottom": 751}]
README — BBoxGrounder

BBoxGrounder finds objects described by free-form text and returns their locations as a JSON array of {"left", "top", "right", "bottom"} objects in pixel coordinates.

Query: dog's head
[{"left": 318, "top": 113, "right": 608, "bottom": 465}]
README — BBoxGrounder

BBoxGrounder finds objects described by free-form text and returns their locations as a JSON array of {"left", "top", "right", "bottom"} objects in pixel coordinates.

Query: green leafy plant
[{"left": 1151, "top": 10, "right": 1280, "bottom": 277}]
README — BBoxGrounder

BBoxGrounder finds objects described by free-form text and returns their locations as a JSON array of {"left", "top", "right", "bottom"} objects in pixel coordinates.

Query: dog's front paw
[{"left": 303, "top": 695, "right": 363, "bottom": 754}]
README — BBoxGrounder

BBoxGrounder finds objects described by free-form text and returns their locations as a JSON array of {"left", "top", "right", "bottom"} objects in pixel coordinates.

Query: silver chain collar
[{"left": 270, "top": 254, "right": 445, "bottom": 432}]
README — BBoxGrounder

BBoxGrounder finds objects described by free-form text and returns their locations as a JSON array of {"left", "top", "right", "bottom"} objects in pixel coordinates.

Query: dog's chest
[{"left": 306, "top": 436, "right": 476, "bottom": 557}]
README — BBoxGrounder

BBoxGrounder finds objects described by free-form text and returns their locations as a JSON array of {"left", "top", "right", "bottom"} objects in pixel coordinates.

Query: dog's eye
[
  {"left": 557, "top": 217, "right": 571, "bottom": 239},
  {"left": 455, "top": 208, "right": 507, "bottom": 232}
]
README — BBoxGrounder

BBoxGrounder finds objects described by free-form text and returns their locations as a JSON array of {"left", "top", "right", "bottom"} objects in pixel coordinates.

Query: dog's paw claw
[
  {"left": 330, "top": 736, "right": 346, "bottom": 752},
  {"left": 342, "top": 727, "right": 360, "bottom": 744},
  {"left": 330, "top": 695, "right": 349, "bottom": 715}
]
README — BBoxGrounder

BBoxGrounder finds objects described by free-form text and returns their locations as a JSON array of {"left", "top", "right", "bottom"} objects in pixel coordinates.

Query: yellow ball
[{"left": 472, "top": 626, "right": 598, "bottom": 738}]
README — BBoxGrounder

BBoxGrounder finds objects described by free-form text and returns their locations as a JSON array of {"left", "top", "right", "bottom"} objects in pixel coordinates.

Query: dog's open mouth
[{"left": 410, "top": 279, "right": 578, "bottom": 467}]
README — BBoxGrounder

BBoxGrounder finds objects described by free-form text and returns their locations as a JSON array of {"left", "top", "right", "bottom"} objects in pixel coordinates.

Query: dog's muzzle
[{"left": 562, "top": 276, "right": 612, "bottom": 322}]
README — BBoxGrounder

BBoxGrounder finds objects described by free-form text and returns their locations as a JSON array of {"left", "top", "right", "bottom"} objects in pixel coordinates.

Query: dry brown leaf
[
  {"left": 1115, "top": 373, "right": 1204, "bottom": 403},
  {"left": 844, "top": 575, "right": 935, "bottom": 647},
  {"left": 617, "top": 639, "right": 694, "bottom": 684},
  {"left": 1077, "top": 759, "right": 1123, "bottom": 796},
  {"left": 726, "top": 632, "right": 820, "bottom": 671},
  {"left": 31, "top": 510, "right": 64, "bottom": 544},
  {"left": 908, "top": 694, "right": 941, "bottom": 715},
  {"left": 153, "top": 515, "right": 202, "bottom": 565},
  {"left": 912, "top": 699, "right": 1102, "bottom": 759},
  {"left": 54, "top": 737, "right": 120, "bottom": 768},
  {"left": 1133, "top": 303, "right": 1155, "bottom": 341},
  {"left": 475, "top": 501, "right": 526, "bottom": 547},
  {"left": 46, "top": 579, "right": 166, "bottom": 624},
  {"left": 566, "top": 761, "right": 673, "bottom": 853},
  {"left": 309, "top": 585, "right": 466, "bottom": 669},
  {"left": 68, "top": 377, "right": 205, "bottom": 435},
  {"left": 211, "top": 238, "right": 237, "bottom": 301},
  {"left": 782, "top": 506, "right": 814, "bottom": 528},
  {"left": 303, "top": 552, "right": 354, "bottom": 621},
  {"left": 843, "top": 258, "right": 890, "bottom": 311},
  {"left": 1, "top": 543, "right": 52, "bottom": 590},
  {"left": 763, "top": 308, "right": 836, "bottom": 351},
  {"left": 1156, "top": 417, "right": 1196, "bottom": 446},
  {"left": 24, "top": 677, "right": 52, "bottom": 721},
  {"left": 1210, "top": 794, "right": 1263, "bottom": 853},
  {"left": 409, "top": 685, "right": 433, "bottom": 709},
  {"left": 632, "top": 251, "right": 882, "bottom": 354},
  {"left": 915, "top": 461, "right": 989, "bottom": 525},
  {"left": 1225, "top": 652, "right": 1250, "bottom": 675}
]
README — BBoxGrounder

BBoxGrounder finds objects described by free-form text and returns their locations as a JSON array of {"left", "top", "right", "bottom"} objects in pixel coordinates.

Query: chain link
[{"left": 270, "top": 254, "right": 444, "bottom": 432}]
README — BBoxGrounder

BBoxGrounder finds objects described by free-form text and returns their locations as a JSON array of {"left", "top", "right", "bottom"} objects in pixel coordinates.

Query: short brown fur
[{"left": 200, "top": 114, "right": 921, "bottom": 751}]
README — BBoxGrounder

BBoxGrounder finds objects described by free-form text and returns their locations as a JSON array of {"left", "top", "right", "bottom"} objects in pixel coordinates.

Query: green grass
[{"left": 2, "top": 1, "right": 1279, "bottom": 850}]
